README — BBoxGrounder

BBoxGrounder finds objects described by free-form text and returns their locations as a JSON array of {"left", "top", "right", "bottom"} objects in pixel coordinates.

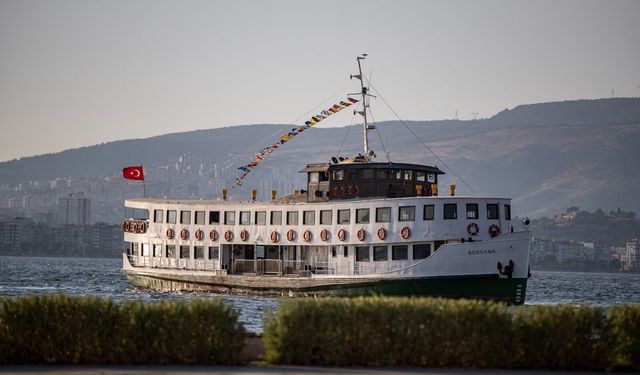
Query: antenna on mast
[{"left": 350, "top": 54, "right": 376, "bottom": 159}]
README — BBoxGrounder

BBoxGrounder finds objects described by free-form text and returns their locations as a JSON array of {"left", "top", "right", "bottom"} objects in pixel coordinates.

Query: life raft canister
[
  {"left": 303, "top": 229, "right": 312, "bottom": 242},
  {"left": 377, "top": 227, "right": 387, "bottom": 240},
  {"left": 209, "top": 229, "right": 218, "bottom": 241},
  {"left": 337, "top": 228, "right": 347, "bottom": 241},
  {"left": 166, "top": 228, "right": 175, "bottom": 239},
  {"left": 270, "top": 231, "right": 280, "bottom": 243},
  {"left": 224, "top": 230, "right": 233, "bottom": 242},
  {"left": 180, "top": 228, "right": 189, "bottom": 240},
  {"left": 400, "top": 226, "right": 411, "bottom": 240},
  {"left": 467, "top": 223, "right": 479, "bottom": 236},
  {"left": 489, "top": 224, "right": 501, "bottom": 238},
  {"left": 320, "top": 229, "right": 330, "bottom": 241},
  {"left": 287, "top": 229, "right": 296, "bottom": 242},
  {"left": 357, "top": 228, "right": 366, "bottom": 241}
]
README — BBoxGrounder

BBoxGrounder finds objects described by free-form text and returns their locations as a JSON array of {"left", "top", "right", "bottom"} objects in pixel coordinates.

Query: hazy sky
[{"left": 1, "top": 0, "right": 639, "bottom": 162}]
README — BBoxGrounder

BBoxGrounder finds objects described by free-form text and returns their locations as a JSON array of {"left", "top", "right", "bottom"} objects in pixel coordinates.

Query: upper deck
[{"left": 301, "top": 158, "right": 445, "bottom": 203}]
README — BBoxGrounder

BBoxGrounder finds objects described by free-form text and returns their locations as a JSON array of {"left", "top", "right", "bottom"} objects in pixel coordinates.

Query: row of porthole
[
  {"left": 467, "top": 223, "right": 501, "bottom": 237},
  {"left": 163, "top": 226, "right": 414, "bottom": 243}
]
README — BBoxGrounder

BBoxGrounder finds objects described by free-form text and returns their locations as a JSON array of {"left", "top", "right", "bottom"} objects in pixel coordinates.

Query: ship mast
[{"left": 350, "top": 54, "right": 376, "bottom": 158}]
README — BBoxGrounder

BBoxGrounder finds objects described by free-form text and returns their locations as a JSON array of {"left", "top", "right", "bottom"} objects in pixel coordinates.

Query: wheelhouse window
[
  {"left": 180, "top": 211, "right": 191, "bottom": 224},
  {"left": 356, "top": 246, "right": 370, "bottom": 262},
  {"left": 208, "top": 246, "right": 219, "bottom": 259},
  {"left": 423, "top": 205, "right": 434, "bottom": 220},
  {"left": 240, "top": 211, "right": 251, "bottom": 225},
  {"left": 195, "top": 211, "right": 205, "bottom": 225},
  {"left": 413, "top": 244, "right": 431, "bottom": 259},
  {"left": 356, "top": 208, "right": 370, "bottom": 224},
  {"left": 333, "top": 170, "right": 344, "bottom": 181},
  {"left": 487, "top": 204, "right": 500, "bottom": 220},
  {"left": 309, "top": 172, "right": 320, "bottom": 183},
  {"left": 392, "top": 245, "right": 408, "bottom": 260},
  {"left": 376, "top": 169, "right": 389, "bottom": 179},
  {"left": 416, "top": 171, "right": 426, "bottom": 182},
  {"left": 167, "top": 210, "right": 177, "bottom": 224},
  {"left": 255, "top": 211, "right": 266, "bottom": 225},
  {"left": 403, "top": 170, "right": 413, "bottom": 180},
  {"left": 394, "top": 170, "right": 402, "bottom": 180},
  {"left": 320, "top": 210, "right": 332, "bottom": 225},
  {"left": 224, "top": 211, "right": 235, "bottom": 225},
  {"left": 303, "top": 210, "right": 315, "bottom": 225},
  {"left": 362, "top": 169, "right": 374, "bottom": 179},
  {"left": 376, "top": 207, "right": 391, "bottom": 222},
  {"left": 271, "top": 211, "right": 282, "bottom": 225},
  {"left": 505, "top": 204, "right": 511, "bottom": 220},
  {"left": 209, "top": 211, "right": 220, "bottom": 224},
  {"left": 194, "top": 246, "right": 205, "bottom": 259},
  {"left": 373, "top": 246, "right": 388, "bottom": 261},
  {"left": 286, "top": 211, "right": 298, "bottom": 225},
  {"left": 338, "top": 209, "right": 350, "bottom": 224},
  {"left": 466, "top": 204, "right": 479, "bottom": 220},
  {"left": 427, "top": 173, "right": 436, "bottom": 183},
  {"left": 399, "top": 206, "right": 415, "bottom": 221},
  {"left": 444, "top": 204, "right": 457, "bottom": 220},
  {"left": 179, "top": 245, "right": 190, "bottom": 259},
  {"left": 153, "top": 209, "right": 164, "bottom": 223}
]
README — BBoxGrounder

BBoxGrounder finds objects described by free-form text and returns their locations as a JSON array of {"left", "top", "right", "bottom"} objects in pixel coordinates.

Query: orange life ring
[
  {"left": 320, "top": 229, "right": 330, "bottom": 241},
  {"left": 270, "top": 231, "right": 280, "bottom": 243},
  {"left": 337, "top": 228, "right": 347, "bottom": 241},
  {"left": 209, "top": 229, "right": 218, "bottom": 241},
  {"left": 400, "top": 226, "right": 411, "bottom": 240},
  {"left": 357, "top": 228, "right": 366, "bottom": 241},
  {"left": 303, "top": 229, "right": 312, "bottom": 242},
  {"left": 195, "top": 229, "right": 204, "bottom": 241},
  {"left": 180, "top": 228, "right": 189, "bottom": 240},
  {"left": 467, "top": 223, "right": 479, "bottom": 236},
  {"left": 224, "top": 230, "right": 233, "bottom": 241},
  {"left": 377, "top": 227, "right": 387, "bottom": 240},
  {"left": 240, "top": 229, "right": 248, "bottom": 241},
  {"left": 489, "top": 224, "right": 501, "bottom": 238},
  {"left": 287, "top": 229, "right": 296, "bottom": 242},
  {"left": 166, "top": 228, "right": 174, "bottom": 239}
]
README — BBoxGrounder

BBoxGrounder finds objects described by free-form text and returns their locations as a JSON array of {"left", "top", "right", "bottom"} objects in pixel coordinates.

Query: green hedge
[
  {"left": 263, "top": 297, "right": 640, "bottom": 370},
  {"left": 0, "top": 295, "right": 246, "bottom": 365}
]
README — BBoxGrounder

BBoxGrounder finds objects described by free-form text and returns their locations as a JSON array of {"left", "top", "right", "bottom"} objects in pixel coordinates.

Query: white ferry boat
[{"left": 122, "top": 56, "right": 531, "bottom": 304}]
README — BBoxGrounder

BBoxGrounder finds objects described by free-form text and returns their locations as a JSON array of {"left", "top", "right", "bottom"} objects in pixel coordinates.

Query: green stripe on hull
[{"left": 328, "top": 277, "right": 528, "bottom": 304}]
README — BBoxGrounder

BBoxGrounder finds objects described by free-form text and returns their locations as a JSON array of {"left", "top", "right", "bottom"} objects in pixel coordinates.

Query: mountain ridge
[{"left": 1, "top": 97, "right": 639, "bottom": 221}]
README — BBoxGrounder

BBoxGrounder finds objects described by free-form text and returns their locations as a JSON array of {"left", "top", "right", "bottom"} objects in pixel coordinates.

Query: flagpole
[{"left": 142, "top": 165, "right": 146, "bottom": 198}]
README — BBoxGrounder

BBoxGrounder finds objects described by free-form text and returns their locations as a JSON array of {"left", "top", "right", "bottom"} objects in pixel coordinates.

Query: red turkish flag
[{"left": 123, "top": 166, "right": 144, "bottom": 180}]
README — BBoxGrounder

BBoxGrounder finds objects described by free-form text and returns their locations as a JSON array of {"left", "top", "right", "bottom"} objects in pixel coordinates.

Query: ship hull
[{"left": 123, "top": 263, "right": 527, "bottom": 304}]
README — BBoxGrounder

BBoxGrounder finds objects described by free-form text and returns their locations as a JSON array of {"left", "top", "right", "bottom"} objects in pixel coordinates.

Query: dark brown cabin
[{"left": 301, "top": 158, "right": 444, "bottom": 203}]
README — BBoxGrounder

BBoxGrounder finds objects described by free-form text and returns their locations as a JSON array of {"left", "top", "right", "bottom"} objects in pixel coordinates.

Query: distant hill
[{"left": 1, "top": 97, "right": 639, "bottom": 219}]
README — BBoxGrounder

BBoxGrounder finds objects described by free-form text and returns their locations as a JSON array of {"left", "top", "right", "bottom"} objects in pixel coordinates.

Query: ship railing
[
  {"left": 312, "top": 261, "right": 360, "bottom": 275},
  {"left": 127, "top": 255, "right": 218, "bottom": 271},
  {"left": 353, "top": 261, "right": 408, "bottom": 275},
  {"left": 231, "top": 259, "right": 308, "bottom": 276},
  {"left": 233, "top": 259, "right": 258, "bottom": 274},
  {"left": 263, "top": 259, "right": 282, "bottom": 275},
  {"left": 282, "top": 260, "right": 306, "bottom": 274}
]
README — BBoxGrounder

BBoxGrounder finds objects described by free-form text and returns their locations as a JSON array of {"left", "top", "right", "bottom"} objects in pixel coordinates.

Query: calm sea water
[{"left": 1, "top": 256, "right": 639, "bottom": 331}]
